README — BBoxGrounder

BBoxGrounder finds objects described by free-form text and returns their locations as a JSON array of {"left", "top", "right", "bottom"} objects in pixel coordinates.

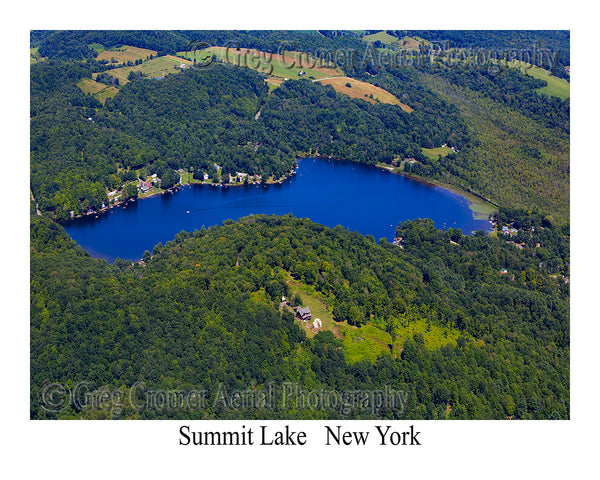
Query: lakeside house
[{"left": 296, "top": 306, "right": 311, "bottom": 322}]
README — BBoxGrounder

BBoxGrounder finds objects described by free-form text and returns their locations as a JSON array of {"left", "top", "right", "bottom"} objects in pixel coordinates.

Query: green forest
[
  {"left": 31, "top": 211, "right": 569, "bottom": 419},
  {"left": 30, "top": 30, "right": 570, "bottom": 420}
]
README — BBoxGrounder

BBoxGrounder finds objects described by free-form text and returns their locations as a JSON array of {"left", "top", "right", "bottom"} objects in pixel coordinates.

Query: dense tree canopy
[
  {"left": 31, "top": 213, "right": 569, "bottom": 419},
  {"left": 30, "top": 30, "right": 570, "bottom": 421}
]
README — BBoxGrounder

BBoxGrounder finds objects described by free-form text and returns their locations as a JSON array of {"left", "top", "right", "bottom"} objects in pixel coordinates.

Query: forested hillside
[
  {"left": 31, "top": 61, "right": 465, "bottom": 218},
  {"left": 31, "top": 29, "right": 569, "bottom": 221},
  {"left": 31, "top": 213, "right": 569, "bottom": 419}
]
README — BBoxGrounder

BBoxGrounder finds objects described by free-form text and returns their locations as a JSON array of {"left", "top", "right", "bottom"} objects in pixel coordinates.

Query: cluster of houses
[
  {"left": 139, "top": 174, "right": 160, "bottom": 193},
  {"left": 501, "top": 225, "right": 519, "bottom": 235}
]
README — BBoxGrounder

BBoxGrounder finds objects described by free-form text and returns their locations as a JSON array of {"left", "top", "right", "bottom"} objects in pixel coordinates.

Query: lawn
[{"left": 285, "top": 276, "right": 336, "bottom": 339}]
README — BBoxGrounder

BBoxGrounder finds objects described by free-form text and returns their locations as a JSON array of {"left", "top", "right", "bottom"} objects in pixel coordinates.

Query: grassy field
[
  {"left": 96, "top": 45, "right": 157, "bottom": 64},
  {"left": 339, "top": 322, "right": 392, "bottom": 363},
  {"left": 177, "top": 46, "right": 344, "bottom": 81},
  {"left": 30, "top": 47, "right": 46, "bottom": 64},
  {"left": 76, "top": 78, "right": 119, "bottom": 104},
  {"left": 391, "top": 318, "right": 461, "bottom": 350},
  {"left": 176, "top": 46, "right": 412, "bottom": 110},
  {"left": 88, "top": 43, "right": 105, "bottom": 54},
  {"left": 506, "top": 60, "right": 570, "bottom": 100},
  {"left": 285, "top": 276, "right": 336, "bottom": 339},
  {"left": 422, "top": 145, "right": 453, "bottom": 160},
  {"left": 363, "top": 31, "right": 399, "bottom": 45},
  {"left": 399, "top": 36, "right": 422, "bottom": 50},
  {"left": 285, "top": 273, "right": 461, "bottom": 363},
  {"left": 315, "top": 76, "right": 413, "bottom": 112},
  {"left": 93, "top": 55, "right": 187, "bottom": 85}
]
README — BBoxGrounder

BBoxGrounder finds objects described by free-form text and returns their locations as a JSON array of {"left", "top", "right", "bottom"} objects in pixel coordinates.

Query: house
[
  {"left": 296, "top": 306, "right": 311, "bottom": 322},
  {"left": 500, "top": 268, "right": 508, "bottom": 275},
  {"left": 313, "top": 318, "right": 322, "bottom": 329}
]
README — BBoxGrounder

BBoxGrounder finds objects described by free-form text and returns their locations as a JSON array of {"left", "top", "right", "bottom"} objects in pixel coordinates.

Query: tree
[
  {"left": 160, "top": 169, "right": 179, "bottom": 189},
  {"left": 123, "top": 183, "right": 138, "bottom": 199}
]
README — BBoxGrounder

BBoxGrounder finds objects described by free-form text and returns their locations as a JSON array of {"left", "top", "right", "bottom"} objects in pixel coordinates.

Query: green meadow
[
  {"left": 506, "top": 60, "right": 570, "bottom": 100},
  {"left": 422, "top": 145, "right": 453, "bottom": 160},
  {"left": 363, "top": 31, "right": 399, "bottom": 45}
]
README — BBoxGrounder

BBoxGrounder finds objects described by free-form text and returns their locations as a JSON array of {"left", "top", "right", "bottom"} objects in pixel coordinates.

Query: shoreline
[
  {"left": 373, "top": 162, "right": 499, "bottom": 223},
  {"left": 60, "top": 169, "right": 298, "bottom": 223},
  {"left": 60, "top": 157, "right": 497, "bottom": 231}
]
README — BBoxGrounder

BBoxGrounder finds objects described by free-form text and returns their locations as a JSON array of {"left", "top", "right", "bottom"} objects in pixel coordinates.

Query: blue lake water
[{"left": 63, "top": 158, "right": 491, "bottom": 262}]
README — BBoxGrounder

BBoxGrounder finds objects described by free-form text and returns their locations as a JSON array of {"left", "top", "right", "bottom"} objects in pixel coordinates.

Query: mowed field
[
  {"left": 96, "top": 45, "right": 158, "bottom": 64},
  {"left": 315, "top": 76, "right": 413, "bottom": 112}
]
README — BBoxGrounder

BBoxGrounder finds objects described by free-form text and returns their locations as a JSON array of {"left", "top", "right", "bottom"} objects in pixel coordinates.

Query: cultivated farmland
[
  {"left": 96, "top": 45, "right": 158, "bottom": 64},
  {"left": 315, "top": 76, "right": 413, "bottom": 112}
]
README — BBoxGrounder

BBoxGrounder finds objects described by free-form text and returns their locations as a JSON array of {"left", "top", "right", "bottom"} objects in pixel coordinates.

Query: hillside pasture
[
  {"left": 315, "top": 76, "right": 413, "bottom": 112},
  {"left": 363, "top": 31, "right": 399, "bottom": 45},
  {"left": 177, "top": 46, "right": 344, "bottom": 81},
  {"left": 506, "top": 60, "right": 570, "bottom": 100},
  {"left": 93, "top": 55, "right": 186, "bottom": 85},
  {"left": 96, "top": 45, "right": 157, "bottom": 64},
  {"left": 76, "top": 78, "right": 119, "bottom": 103}
]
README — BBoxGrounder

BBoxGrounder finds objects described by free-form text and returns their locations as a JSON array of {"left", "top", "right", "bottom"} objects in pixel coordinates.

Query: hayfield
[
  {"left": 315, "top": 76, "right": 413, "bottom": 112},
  {"left": 96, "top": 45, "right": 157, "bottom": 64}
]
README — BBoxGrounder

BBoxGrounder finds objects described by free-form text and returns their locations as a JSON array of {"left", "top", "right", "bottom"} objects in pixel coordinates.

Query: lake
[{"left": 63, "top": 158, "right": 492, "bottom": 262}]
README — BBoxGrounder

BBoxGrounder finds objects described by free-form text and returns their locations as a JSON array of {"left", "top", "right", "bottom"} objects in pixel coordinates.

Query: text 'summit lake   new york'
[{"left": 63, "top": 158, "right": 492, "bottom": 262}]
